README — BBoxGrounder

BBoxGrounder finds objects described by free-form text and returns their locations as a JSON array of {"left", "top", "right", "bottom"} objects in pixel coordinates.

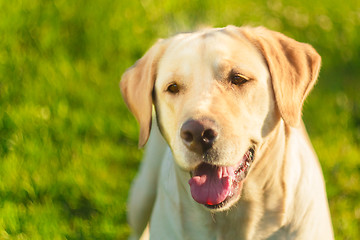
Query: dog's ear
[
  {"left": 120, "top": 39, "right": 167, "bottom": 148},
  {"left": 240, "top": 27, "right": 321, "bottom": 127}
]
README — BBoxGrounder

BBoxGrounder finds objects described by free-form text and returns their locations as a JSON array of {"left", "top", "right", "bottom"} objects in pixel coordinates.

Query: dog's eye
[
  {"left": 230, "top": 74, "right": 249, "bottom": 86},
  {"left": 167, "top": 83, "right": 180, "bottom": 94}
]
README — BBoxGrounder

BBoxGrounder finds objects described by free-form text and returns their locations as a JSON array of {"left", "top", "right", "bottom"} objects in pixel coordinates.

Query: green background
[{"left": 1, "top": 0, "right": 359, "bottom": 239}]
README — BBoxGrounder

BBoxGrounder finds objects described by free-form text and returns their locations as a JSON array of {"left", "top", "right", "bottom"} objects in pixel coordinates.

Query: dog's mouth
[{"left": 188, "top": 147, "right": 255, "bottom": 210}]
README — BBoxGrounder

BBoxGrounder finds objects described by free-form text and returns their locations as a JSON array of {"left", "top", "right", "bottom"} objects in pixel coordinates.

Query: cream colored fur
[{"left": 121, "top": 26, "right": 334, "bottom": 240}]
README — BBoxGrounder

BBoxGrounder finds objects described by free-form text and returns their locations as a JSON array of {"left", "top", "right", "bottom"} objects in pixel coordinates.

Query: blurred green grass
[{"left": 0, "top": 0, "right": 359, "bottom": 239}]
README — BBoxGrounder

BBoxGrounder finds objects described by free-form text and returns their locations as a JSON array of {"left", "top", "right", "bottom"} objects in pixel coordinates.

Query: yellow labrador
[{"left": 121, "top": 26, "right": 334, "bottom": 240}]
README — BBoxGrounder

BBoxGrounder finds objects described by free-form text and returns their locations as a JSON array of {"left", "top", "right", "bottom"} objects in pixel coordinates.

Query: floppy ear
[
  {"left": 241, "top": 27, "right": 321, "bottom": 127},
  {"left": 120, "top": 39, "right": 167, "bottom": 148}
]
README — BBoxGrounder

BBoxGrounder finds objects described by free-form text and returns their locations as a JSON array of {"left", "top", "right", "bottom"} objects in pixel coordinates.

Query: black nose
[{"left": 180, "top": 119, "right": 218, "bottom": 154}]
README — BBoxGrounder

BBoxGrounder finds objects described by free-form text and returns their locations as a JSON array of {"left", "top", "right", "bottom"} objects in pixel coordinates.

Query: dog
[{"left": 120, "top": 25, "right": 334, "bottom": 240}]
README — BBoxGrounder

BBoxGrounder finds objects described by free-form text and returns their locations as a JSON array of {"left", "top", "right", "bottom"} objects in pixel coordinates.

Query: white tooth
[{"left": 246, "top": 162, "right": 250, "bottom": 166}]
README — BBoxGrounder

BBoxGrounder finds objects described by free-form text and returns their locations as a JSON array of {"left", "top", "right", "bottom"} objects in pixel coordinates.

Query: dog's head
[{"left": 121, "top": 26, "right": 320, "bottom": 211}]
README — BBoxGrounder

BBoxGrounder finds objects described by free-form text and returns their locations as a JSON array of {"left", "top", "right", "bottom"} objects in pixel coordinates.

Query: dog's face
[
  {"left": 155, "top": 30, "right": 275, "bottom": 170},
  {"left": 154, "top": 31, "right": 279, "bottom": 210},
  {"left": 121, "top": 26, "right": 321, "bottom": 211}
]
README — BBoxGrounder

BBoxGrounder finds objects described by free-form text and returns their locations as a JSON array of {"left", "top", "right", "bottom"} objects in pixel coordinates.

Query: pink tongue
[{"left": 188, "top": 163, "right": 235, "bottom": 205}]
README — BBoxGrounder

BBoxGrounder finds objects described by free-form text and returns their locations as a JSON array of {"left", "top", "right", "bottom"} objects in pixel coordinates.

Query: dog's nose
[{"left": 180, "top": 119, "right": 218, "bottom": 154}]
